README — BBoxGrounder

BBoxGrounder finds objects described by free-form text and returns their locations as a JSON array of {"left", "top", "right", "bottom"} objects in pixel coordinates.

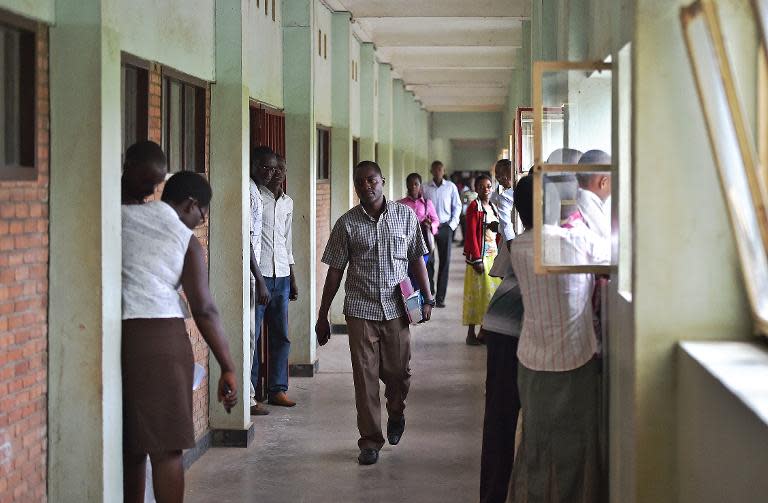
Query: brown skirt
[{"left": 122, "top": 318, "right": 195, "bottom": 454}]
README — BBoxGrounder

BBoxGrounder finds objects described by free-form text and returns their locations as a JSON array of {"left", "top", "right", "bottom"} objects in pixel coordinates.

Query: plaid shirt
[{"left": 322, "top": 199, "right": 428, "bottom": 321}]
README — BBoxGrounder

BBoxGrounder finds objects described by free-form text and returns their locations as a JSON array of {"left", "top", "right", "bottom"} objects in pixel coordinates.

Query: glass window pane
[
  {"left": 168, "top": 80, "right": 182, "bottom": 173},
  {"left": 183, "top": 85, "right": 196, "bottom": 171},
  {"left": 541, "top": 170, "right": 612, "bottom": 267},
  {"left": 4, "top": 28, "right": 20, "bottom": 167}
]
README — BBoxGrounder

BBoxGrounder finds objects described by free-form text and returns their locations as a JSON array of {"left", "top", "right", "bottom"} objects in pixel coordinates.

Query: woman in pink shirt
[{"left": 399, "top": 173, "right": 439, "bottom": 289}]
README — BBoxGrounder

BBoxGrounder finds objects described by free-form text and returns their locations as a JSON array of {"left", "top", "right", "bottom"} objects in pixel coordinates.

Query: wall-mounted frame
[
  {"left": 750, "top": 0, "right": 768, "bottom": 186},
  {"left": 681, "top": 0, "right": 768, "bottom": 333},
  {"left": 532, "top": 61, "right": 615, "bottom": 274},
  {"left": 515, "top": 106, "right": 566, "bottom": 177}
]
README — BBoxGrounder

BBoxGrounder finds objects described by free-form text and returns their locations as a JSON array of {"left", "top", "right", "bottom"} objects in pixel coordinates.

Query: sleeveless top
[{"left": 122, "top": 201, "right": 194, "bottom": 320}]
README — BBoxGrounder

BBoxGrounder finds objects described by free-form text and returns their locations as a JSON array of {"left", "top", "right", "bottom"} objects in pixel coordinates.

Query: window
[
  {"left": 121, "top": 61, "right": 149, "bottom": 153},
  {"left": 0, "top": 19, "right": 36, "bottom": 181},
  {"left": 317, "top": 127, "right": 330, "bottom": 180},
  {"left": 324, "top": 33, "right": 328, "bottom": 60},
  {"left": 162, "top": 73, "right": 206, "bottom": 173},
  {"left": 353, "top": 137, "right": 360, "bottom": 169},
  {"left": 681, "top": 0, "right": 768, "bottom": 332},
  {"left": 374, "top": 142, "right": 379, "bottom": 163},
  {"left": 318, "top": 30, "right": 322, "bottom": 57},
  {"left": 532, "top": 61, "right": 614, "bottom": 274},
  {"left": 272, "top": 0, "right": 276, "bottom": 21},
  {"left": 250, "top": 102, "right": 285, "bottom": 158}
]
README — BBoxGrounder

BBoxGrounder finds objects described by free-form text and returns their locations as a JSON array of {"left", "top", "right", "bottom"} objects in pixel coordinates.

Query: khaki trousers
[{"left": 346, "top": 316, "right": 412, "bottom": 450}]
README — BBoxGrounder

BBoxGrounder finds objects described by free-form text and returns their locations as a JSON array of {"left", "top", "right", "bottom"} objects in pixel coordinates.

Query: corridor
[{"left": 185, "top": 250, "right": 484, "bottom": 503}]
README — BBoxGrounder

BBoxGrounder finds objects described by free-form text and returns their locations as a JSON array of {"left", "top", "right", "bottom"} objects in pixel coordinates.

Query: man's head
[
  {"left": 495, "top": 159, "right": 513, "bottom": 189},
  {"left": 161, "top": 171, "right": 213, "bottom": 230},
  {"left": 406, "top": 172, "right": 423, "bottom": 199},
  {"left": 513, "top": 175, "right": 533, "bottom": 230},
  {"left": 576, "top": 150, "right": 612, "bottom": 201},
  {"left": 430, "top": 161, "right": 445, "bottom": 182},
  {"left": 251, "top": 145, "right": 278, "bottom": 185},
  {"left": 353, "top": 161, "right": 385, "bottom": 205},
  {"left": 270, "top": 155, "right": 287, "bottom": 188},
  {"left": 122, "top": 141, "right": 167, "bottom": 202},
  {"left": 546, "top": 148, "right": 582, "bottom": 165}
]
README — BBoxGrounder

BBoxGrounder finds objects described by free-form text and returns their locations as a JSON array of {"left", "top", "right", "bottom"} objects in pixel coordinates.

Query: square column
[
  {"left": 283, "top": 0, "right": 317, "bottom": 373},
  {"left": 48, "top": 0, "right": 123, "bottom": 499},
  {"left": 377, "top": 63, "right": 394, "bottom": 200},
  {"left": 207, "top": 1, "right": 254, "bottom": 442},
  {"left": 359, "top": 42, "right": 377, "bottom": 161}
]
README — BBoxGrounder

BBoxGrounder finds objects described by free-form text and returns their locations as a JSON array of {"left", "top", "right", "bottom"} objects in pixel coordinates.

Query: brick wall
[
  {"left": 0, "top": 26, "right": 49, "bottom": 502},
  {"left": 315, "top": 180, "right": 331, "bottom": 315},
  {"left": 145, "top": 65, "right": 210, "bottom": 441}
]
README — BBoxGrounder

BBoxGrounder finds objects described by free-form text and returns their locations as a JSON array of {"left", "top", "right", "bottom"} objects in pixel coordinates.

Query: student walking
[
  {"left": 121, "top": 150, "right": 238, "bottom": 503},
  {"left": 422, "top": 160, "right": 461, "bottom": 308},
  {"left": 463, "top": 175, "right": 502, "bottom": 346},
  {"left": 398, "top": 172, "right": 439, "bottom": 289},
  {"left": 315, "top": 161, "right": 434, "bottom": 466},
  {"left": 257, "top": 155, "right": 299, "bottom": 407}
]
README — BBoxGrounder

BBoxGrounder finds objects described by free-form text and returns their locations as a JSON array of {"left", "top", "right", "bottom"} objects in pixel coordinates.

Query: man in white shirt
[
  {"left": 257, "top": 155, "right": 299, "bottom": 407},
  {"left": 422, "top": 160, "right": 462, "bottom": 308},
  {"left": 575, "top": 150, "right": 612, "bottom": 242},
  {"left": 508, "top": 175, "right": 603, "bottom": 502},
  {"left": 491, "top": 159, "right": 516, "bottom": 248},
  {"left": 249, "top": 146, "right": 276, "bottom": 416}
]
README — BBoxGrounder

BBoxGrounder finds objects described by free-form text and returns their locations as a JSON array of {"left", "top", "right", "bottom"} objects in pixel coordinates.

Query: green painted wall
[
  {"left": 432, "top": 111, "right": 502, "bottom": 140},
  {"left": 0, "top": 0, "right": 53, "bottom": 23},
  {"left": 246, "top": 0, "right": 284, "bottom": 108},
  {"left": 451, "top": 146, "right": 496, "bottom": 173},
  {"left": 105, "top": 0, "right": 215, "bottom": 80},
  {"left": 350, "top": 35, "right": 361, "bottom": 138},
  {"left": 313, "top": 0, "right": 332, "bottom": 126}
]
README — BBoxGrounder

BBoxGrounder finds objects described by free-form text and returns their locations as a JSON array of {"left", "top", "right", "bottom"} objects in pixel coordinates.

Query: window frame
[
  {"left": 532, "top": 60, "right": 615, "bottom": 275},
  {"left": 161, "top": 67, "right": 207, "bottom": 174},
  {"left": 120, "top": 53, "right": 150, "bottom": 155},
  {"left": 317, "top": 125, "right": 331, "bottom": 181},
  {"left": 681, "top": 0, "right": 768, "bottom": 334},
  {"left": 0, "top": 11, "right": 38, "bottom": 182}
]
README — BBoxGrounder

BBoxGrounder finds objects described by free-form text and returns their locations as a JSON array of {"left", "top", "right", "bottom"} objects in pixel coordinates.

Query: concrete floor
[{"left": 185, "top": 246, "right": 485, "bottom": 503}]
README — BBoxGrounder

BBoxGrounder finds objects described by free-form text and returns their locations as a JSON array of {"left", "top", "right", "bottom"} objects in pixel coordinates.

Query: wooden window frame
[
  {"left": 324, "top": 33, "right": 328, "bottom": 60},
  {"left": 161, "top": 67, "right": 207, "bottom": 174},
  {"left": 0, "top": 11, "right": 39, "bottom": 182},
  {"left": 352, "top": 137, "right": 360, "bottom": 169},
  {"left": 532, "top": 61, "right": 615, "bottom": 275},
  {"left": 250, "top": 100, "right": 286, "bottom": 158},
  {"left": 317, "top": 126, "right": 331, "bottom": 181},
  {"left": 120, "top": 54, "right": 150, "bottom": 154},
  {"left": 681, "top": 0, "right": 768, "bottom": 334}
]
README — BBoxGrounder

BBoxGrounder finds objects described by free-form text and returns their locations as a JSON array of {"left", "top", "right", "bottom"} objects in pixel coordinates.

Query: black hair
[
  {"left": 161, "top": 172, "right": 213, "bottom": 208},
  {"left": 406, "top": 172, "right": 422, "bottom": 185},
  {"left": 495, "top": 159, "right": 512, "bottom": 171},
  {"left": 124, "top": 140, "right": 166, "bottom": 169},
  {"left": 354, "top": 160, "right": 383, "bottom": 177},
  {"left": 251, "top": 145, "right": 276, "bottom": 168},
  {"left": 546, "top": 148, "right": 582, "bottom": 164},
  {"left": 514, "top": 175, "right": 534, "bottom": 229},
  {"left": 430, "top": 160, "right": 444, "bottom": 169},
  {"left": 475, "top": 173, "right": 493, "bottom": 190}
]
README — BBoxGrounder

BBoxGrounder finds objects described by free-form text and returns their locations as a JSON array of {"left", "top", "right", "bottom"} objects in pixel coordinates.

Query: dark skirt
[{"left": 122, "top": 318, "right": 195, "bottom": 454}]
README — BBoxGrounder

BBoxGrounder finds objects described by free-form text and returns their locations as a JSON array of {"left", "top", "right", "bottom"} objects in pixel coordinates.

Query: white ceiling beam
[{"left": 332, "top": 0, "right": 531, "bottom": 18}]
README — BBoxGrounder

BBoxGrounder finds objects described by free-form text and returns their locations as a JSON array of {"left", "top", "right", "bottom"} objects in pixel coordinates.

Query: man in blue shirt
[{"left": 422, "top": 160, "right": 462, "bottom": 308}]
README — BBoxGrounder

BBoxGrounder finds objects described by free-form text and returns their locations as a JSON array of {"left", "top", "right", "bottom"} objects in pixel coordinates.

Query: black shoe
[
  {"left": 358, "top": 448, "right": 379, "bottom": 465},
  {"left": 466, "top": 333, "right": 482, "bottom": 346},
  {"left": 387, "top": 417, "right": 406, "bottom": 445},
  {"left": 435, "top": 301, "right": 446, "bottom": 308}
]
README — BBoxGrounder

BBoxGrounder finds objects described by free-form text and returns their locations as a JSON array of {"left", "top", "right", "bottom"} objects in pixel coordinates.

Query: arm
[
  {"left": 315, "top": 267, "right": 344, "bottom": 346},
  {"left": 427, "top": 200, "right": 439, "bottom": 235},
  {"left": 182, "top": 237, "right": 238, "bottom": 413},
  {"left": 463, "top": 201, "right": 483, "bottom": 268},
  {"left": 250, "top": 245, "right": 270, "bottom": 305},
  {"left": 449, "top": 185, "right": 462, "bottom": 231},
  {"left": 497, "top": 193, "right": 516, "bottom": 242},
  {"left": 286, "top": 201, "right": 297, "bottom": 300},
  {"left": 289, "top": 265, "right": 298, "bottom": 301},
  {"left": 409, "top": 257, "right": 433, "bottom": 321}
]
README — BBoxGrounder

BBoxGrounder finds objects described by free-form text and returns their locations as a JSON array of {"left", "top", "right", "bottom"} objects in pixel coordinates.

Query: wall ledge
[{"left": 679, "top": 341, "right": 768, "bottom": 426}]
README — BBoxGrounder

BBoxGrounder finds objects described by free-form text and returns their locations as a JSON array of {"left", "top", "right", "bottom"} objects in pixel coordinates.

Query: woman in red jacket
[{"left": 463, "top": 174, "right": 503, "bottom": 346}]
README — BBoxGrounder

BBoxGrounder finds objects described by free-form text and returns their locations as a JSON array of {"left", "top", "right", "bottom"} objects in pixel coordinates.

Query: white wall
[
  {"left": 104, "top": 0, "right": 216, "bottom": 80},
  {"left": 313, "top": 0, "right": 332, "bottom": 126},
  {"left": 245, "top": 0, "right": 284, "bottom": 108},
  {"left": 0, "top": 0, "right": 53, "bottom": 23}
]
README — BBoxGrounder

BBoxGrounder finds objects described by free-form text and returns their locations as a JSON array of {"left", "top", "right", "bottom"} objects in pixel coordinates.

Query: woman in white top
[{"left": 121, "top": 144, "right": 238, "bottom": 503}]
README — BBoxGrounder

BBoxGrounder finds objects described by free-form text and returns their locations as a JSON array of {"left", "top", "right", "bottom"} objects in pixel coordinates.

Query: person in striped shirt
[{"left": 508, "top": 175, "right": 604, "bottom": 503}]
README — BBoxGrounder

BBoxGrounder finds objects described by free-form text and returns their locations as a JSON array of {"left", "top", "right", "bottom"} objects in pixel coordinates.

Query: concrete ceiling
[{"left": 323, "top": 0, "right": 530, "bottom": 113}]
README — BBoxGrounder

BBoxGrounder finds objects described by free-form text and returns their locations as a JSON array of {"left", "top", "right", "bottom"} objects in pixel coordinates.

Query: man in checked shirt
[{"left": 315, "top": 160, "right": 434, "bottom": 466}]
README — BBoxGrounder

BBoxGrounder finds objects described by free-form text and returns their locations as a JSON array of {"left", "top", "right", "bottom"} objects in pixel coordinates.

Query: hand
[
  {"left": 315, "top": 317, "right": 331, "bottom": 346},
  {"left": 218, "top": 371, "right": 238, "bottom": 414},
  {"left": 256, "top": 279, "right": 270, "bottom": 306},
  {"left": 488, "top": 221, "right": 499, "bottom": 233},
  {"left": 473, "top": 262, "right": 484, "bottom": 274},
  {"left": 421, "top": 303, "right": 433, "bottom": 322},
  {"left": 423, "top": 216, "right": 432, "bottom": 225},
  {"left": 289, "top": 281, "right": 299, "bottom": 301}
]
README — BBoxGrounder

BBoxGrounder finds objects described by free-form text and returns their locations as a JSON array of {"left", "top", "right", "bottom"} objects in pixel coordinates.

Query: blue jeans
[{"left": 250, "top": 276, "right": 291, "bottom": 395}]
